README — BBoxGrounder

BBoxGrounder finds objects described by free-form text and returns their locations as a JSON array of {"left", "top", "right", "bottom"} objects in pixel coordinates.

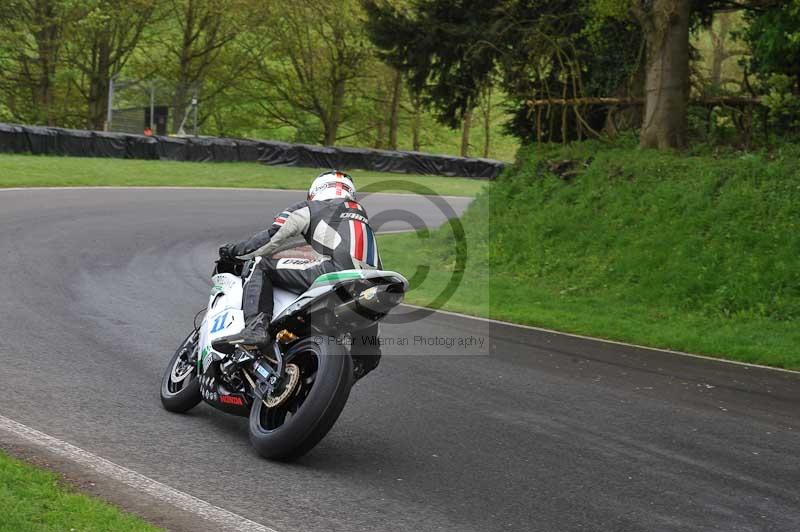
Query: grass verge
[
  {"left": 378, "top": 140, "right": 800, "bottom": 370},
  {"left": 0, "top": 153, "right": 485, "bottom": 197},
  {"left": 0, "top": 449, "right": 160, "bottom": 531}
]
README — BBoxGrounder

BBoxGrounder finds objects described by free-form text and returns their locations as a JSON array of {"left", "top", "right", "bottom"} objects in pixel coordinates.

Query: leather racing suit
[{"left": 226, "top": 197, "right": 382, "bottom": 376}]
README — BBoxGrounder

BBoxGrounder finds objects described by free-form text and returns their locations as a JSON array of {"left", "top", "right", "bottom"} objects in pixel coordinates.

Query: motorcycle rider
[{"left": 213, "top": 170, "right": 382, "bottom": 379}]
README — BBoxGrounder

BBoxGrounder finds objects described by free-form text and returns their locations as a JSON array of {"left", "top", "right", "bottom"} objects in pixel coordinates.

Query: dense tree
[
  {"left": 2, "top": 0, "right": 792, "bottom": 154},
  {"left": 154, "top": 0, "right": 263, "bottom": 132},
  {"left": 252, "top": 0, "right": 373, "bottom": 146},
  {"left": 742, "top": 0, "right": 800, "bottom": 92},
  {"left": 0, "top": 0, "right": 80, "bottom": 125},
  {"left": 66, "top": 0, "right": 156, "bottom": 129},
  {"left": 596, "top": 0, "right": 784, "bottom": 149},
  {"left": 364, "top": 0, "right": 497, "bottom": 130},
  {"left": 366, "top": 0, "right": 643, "bottom": 144}
]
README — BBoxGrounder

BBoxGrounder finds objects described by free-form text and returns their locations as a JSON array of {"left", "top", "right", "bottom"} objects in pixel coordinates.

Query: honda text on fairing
[{"left": 160, "top": 171, "right": 408, "bottom": 460}]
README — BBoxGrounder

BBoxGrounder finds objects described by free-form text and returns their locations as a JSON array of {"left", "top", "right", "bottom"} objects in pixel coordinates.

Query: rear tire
[
  {"left": 160, "top": 330, "right": 203, "bottom": 413},
  {"left": 249, "top": 336, "right": 352, "bottom": 461}
]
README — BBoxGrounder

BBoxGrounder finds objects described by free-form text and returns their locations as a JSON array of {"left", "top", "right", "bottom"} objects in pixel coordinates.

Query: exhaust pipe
[{"left": 333, "top": 284, "right": 405, "bottom": 325}]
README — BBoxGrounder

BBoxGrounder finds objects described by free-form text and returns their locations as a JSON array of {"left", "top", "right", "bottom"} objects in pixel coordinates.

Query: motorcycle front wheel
[
  {"left": 160, "top": 330, "right": 203, "bottom": 413},
  {"left": 249, "top": 336, "right": 352, "bottom": 461}
]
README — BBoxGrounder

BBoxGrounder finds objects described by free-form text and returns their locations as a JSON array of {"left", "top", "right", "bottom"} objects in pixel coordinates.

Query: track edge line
[{"left": 399, "top": 303, "right": 800, "bottom": 375}]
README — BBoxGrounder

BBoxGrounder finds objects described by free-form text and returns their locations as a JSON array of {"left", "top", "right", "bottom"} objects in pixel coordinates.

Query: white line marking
[
  {"left": 0, "top": 414, "right": 279, "bottom": 532},
  {"left": 400, "top": 303, "right": 800, "bottom": 375},
  {"left": 0, "top": 186, "right": 474, "bottom": 201}
]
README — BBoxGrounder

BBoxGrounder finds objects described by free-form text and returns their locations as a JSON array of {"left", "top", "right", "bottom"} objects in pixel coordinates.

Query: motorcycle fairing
[
  {"left": 198, "top": 273, "right": 308, "bottom": 373},
  {"left": 198, "top": 267, "right": 406, "bottom": 373}
]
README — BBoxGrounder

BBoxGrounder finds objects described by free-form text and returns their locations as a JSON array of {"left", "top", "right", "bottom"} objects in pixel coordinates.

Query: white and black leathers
[{"left": 228, "top": 197, "right": 381, "bottom": 301}]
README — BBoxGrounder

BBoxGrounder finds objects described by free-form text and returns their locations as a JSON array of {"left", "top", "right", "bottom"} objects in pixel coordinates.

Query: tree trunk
[
  {"left": 411, "top": 95, "right": 422, "bottom": 151},
  {"left": 322, "top": 118, "right": 336, "bottom": 146},
  {"left": 30, "top": 0, "right": 63, "bottom": 125},
  {"left": 481, "top": 86, "right": 492, "bottom": 158},
  {"left": 324, "top": 77, "right": 346, "bottom": 146},
  {"left": 35, "top": 39, "right": 57, "bottom": 125},
  {"left": 374, "top": 116, "right": 385, "bottom": 149},
  {"left": 173, "top": 1, "right": 196, "bottom": 133},
  {"left": 636, "top": 0, "right": 691, "bottom": 150},
  {"left": 173, "top": 84, "right": 189, "bottom": 133},
  {"left": 35, "top": 55, "right": 55, "bottom": 125},
  {"left": 460, "top": 107, "right": 472, "bottom": 157},
  {"left": 87, "top": 75, "right": 109, "bottom": 131},
  {"left": 87, "top": 42, "right": 112, "bottom": 131},
  {"left": 710, "top": 13, "right": 732, "bottom": 91},
  {"left": 387, "top": 69, "right": 402, "bottom": 150}
]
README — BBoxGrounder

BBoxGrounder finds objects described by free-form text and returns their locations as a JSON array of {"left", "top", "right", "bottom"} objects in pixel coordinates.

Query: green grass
[
  {"left": 0, "top": 154, "right": 486, "bottom": 197},
  {"left": 379, "top": 140, "right": 800, "bottom": 369},
  {"left": 0, "top": 449, "right": 160, "bottom": 531}
]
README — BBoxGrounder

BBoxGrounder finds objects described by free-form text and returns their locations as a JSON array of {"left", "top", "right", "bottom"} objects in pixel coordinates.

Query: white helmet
[{"left": 307, "top": 170, "right": 356, "bottom": 201}]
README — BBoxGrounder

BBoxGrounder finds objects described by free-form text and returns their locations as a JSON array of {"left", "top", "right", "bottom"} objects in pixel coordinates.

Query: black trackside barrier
[
  {"left": 50, "top": 127, "right": 93, "bottom": 156},
  {"left": 0, "top": 122, "right": 505, "bottom": 178},
  {"left": 185, "top": 136, "right": 215, "bottom": 162},
  {"left": 156, "top": 135, "right": 187, "bottom": 161},
  {"left": 22, "top": 125, "right": 59, "bottom": 155},
  {"left": 127, "top": 134, "right": 158, "bottom": 159},
  {"left": 211, "top": 137, "right": 238, "bottom": 163},
  {"left": 257, "top": 140, "right": 299, "bottom": 166},
  {"left": 94, "top": 131, "right": 129, "bottom": 158},
  {"left": 235, "top": 139, "right": 261, "bottom": 162},
  {"left": 0, "top": 123, "right": 27, "bottom": 153}
]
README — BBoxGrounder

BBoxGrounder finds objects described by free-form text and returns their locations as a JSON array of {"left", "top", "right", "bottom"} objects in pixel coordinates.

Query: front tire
[
  {"left": 160, "top": 330, "right": 202, "bottom": 413},
  {"left": 249, "top": 336, "right": 352, "bottom": 460}
]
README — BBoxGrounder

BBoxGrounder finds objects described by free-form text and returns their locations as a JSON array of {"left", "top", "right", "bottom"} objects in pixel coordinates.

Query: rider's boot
[{"left": 212, "top": 312, "right": 271, "bottom": 352}]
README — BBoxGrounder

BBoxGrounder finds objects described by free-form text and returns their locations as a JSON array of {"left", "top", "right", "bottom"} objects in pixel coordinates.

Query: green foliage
[
  {"left": 762, "top": 74, "right": 800, "bottom": 133},
  {"left": 380, "top": 139, "right": 800, "bottom": 367},
  {"left": 489, "top": 142, "right": 800, "bottom": 321},
  {"left": 364, "top": 0, "right": 499, "bottom": 128},
  {"left": 0, "top": 449, "right": 161, "bottom": 531},
  {"left": 2, "top": 0, "right": 796, "bottom": 153},
  {"left": 0, "top": 0, "right": 517, "bottom": 158},
  {"left": 588, "top": 0, "right": 631, "bottom": 21},
  {"left": 741, "top": 1, "right": 800, "bottom": 90},
  {"left": 366, "top": 0, "right": 645, "bottom": 143}
]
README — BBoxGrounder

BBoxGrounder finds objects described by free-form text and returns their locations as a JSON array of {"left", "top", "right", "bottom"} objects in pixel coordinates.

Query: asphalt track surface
[{"left": 1, "top": 188, "right": 799, "bottom": 532}]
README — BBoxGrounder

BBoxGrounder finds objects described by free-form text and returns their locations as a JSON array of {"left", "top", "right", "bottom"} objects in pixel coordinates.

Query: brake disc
[{"left": 264, "top": 363, "right": 300, "bottom": 408}]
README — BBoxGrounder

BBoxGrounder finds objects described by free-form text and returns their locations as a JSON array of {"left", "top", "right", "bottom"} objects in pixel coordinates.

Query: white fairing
[
  {"left": 273, "top": 287, "right": 299, "bottom": 317},
  {"left": 198, "top": 271, "right": 302, "bottom": 373},
  {"left": 198, "top": 273, "right": 244, "bottom": 372},
  {"left": 197, "top": 260, "right": 407, "bottom": 373}
]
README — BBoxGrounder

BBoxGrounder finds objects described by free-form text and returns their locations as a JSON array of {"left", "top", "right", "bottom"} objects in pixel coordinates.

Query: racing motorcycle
[{"left": 160, "top": 250, "right": 407, "bottom": 460}]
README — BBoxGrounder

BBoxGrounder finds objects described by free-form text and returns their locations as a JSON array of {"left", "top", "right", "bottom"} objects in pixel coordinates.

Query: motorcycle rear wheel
[
  {"left": 160, "top": 330, "right": 203, "bottom": 413},
  {"left": 249, "top": 336, "right": 352, "bottom": 460}
]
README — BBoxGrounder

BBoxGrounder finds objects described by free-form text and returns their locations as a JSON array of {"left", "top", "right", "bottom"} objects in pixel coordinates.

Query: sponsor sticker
[{"left": 219, "top": 395, "right": 244, "bottom": 406}]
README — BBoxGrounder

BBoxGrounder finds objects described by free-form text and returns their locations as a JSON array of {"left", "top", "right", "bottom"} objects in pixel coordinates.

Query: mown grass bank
[
  {"left": 0, "top": 449, "right": 160, "bottom": 531},
  {"left": 379, "top": 141, "right": 800, "bottom": 369},
  {"left": 0, "top": 153, "right": 486, "bottom": 197}
]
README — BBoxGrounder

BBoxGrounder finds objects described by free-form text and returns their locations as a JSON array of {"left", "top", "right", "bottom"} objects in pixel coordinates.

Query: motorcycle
[{"left": 160, "top": 250, "right": 408, "bottom": 460}]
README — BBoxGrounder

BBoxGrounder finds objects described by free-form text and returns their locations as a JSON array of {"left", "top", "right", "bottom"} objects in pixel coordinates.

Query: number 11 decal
[{"left": 210, "top": 312, "right": 228, "bottom": 333}]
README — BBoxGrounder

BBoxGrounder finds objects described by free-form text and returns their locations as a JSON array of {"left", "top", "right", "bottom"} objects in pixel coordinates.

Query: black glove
[{"left": 218, "top": 243, "right": 239, "bottom": 261}]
